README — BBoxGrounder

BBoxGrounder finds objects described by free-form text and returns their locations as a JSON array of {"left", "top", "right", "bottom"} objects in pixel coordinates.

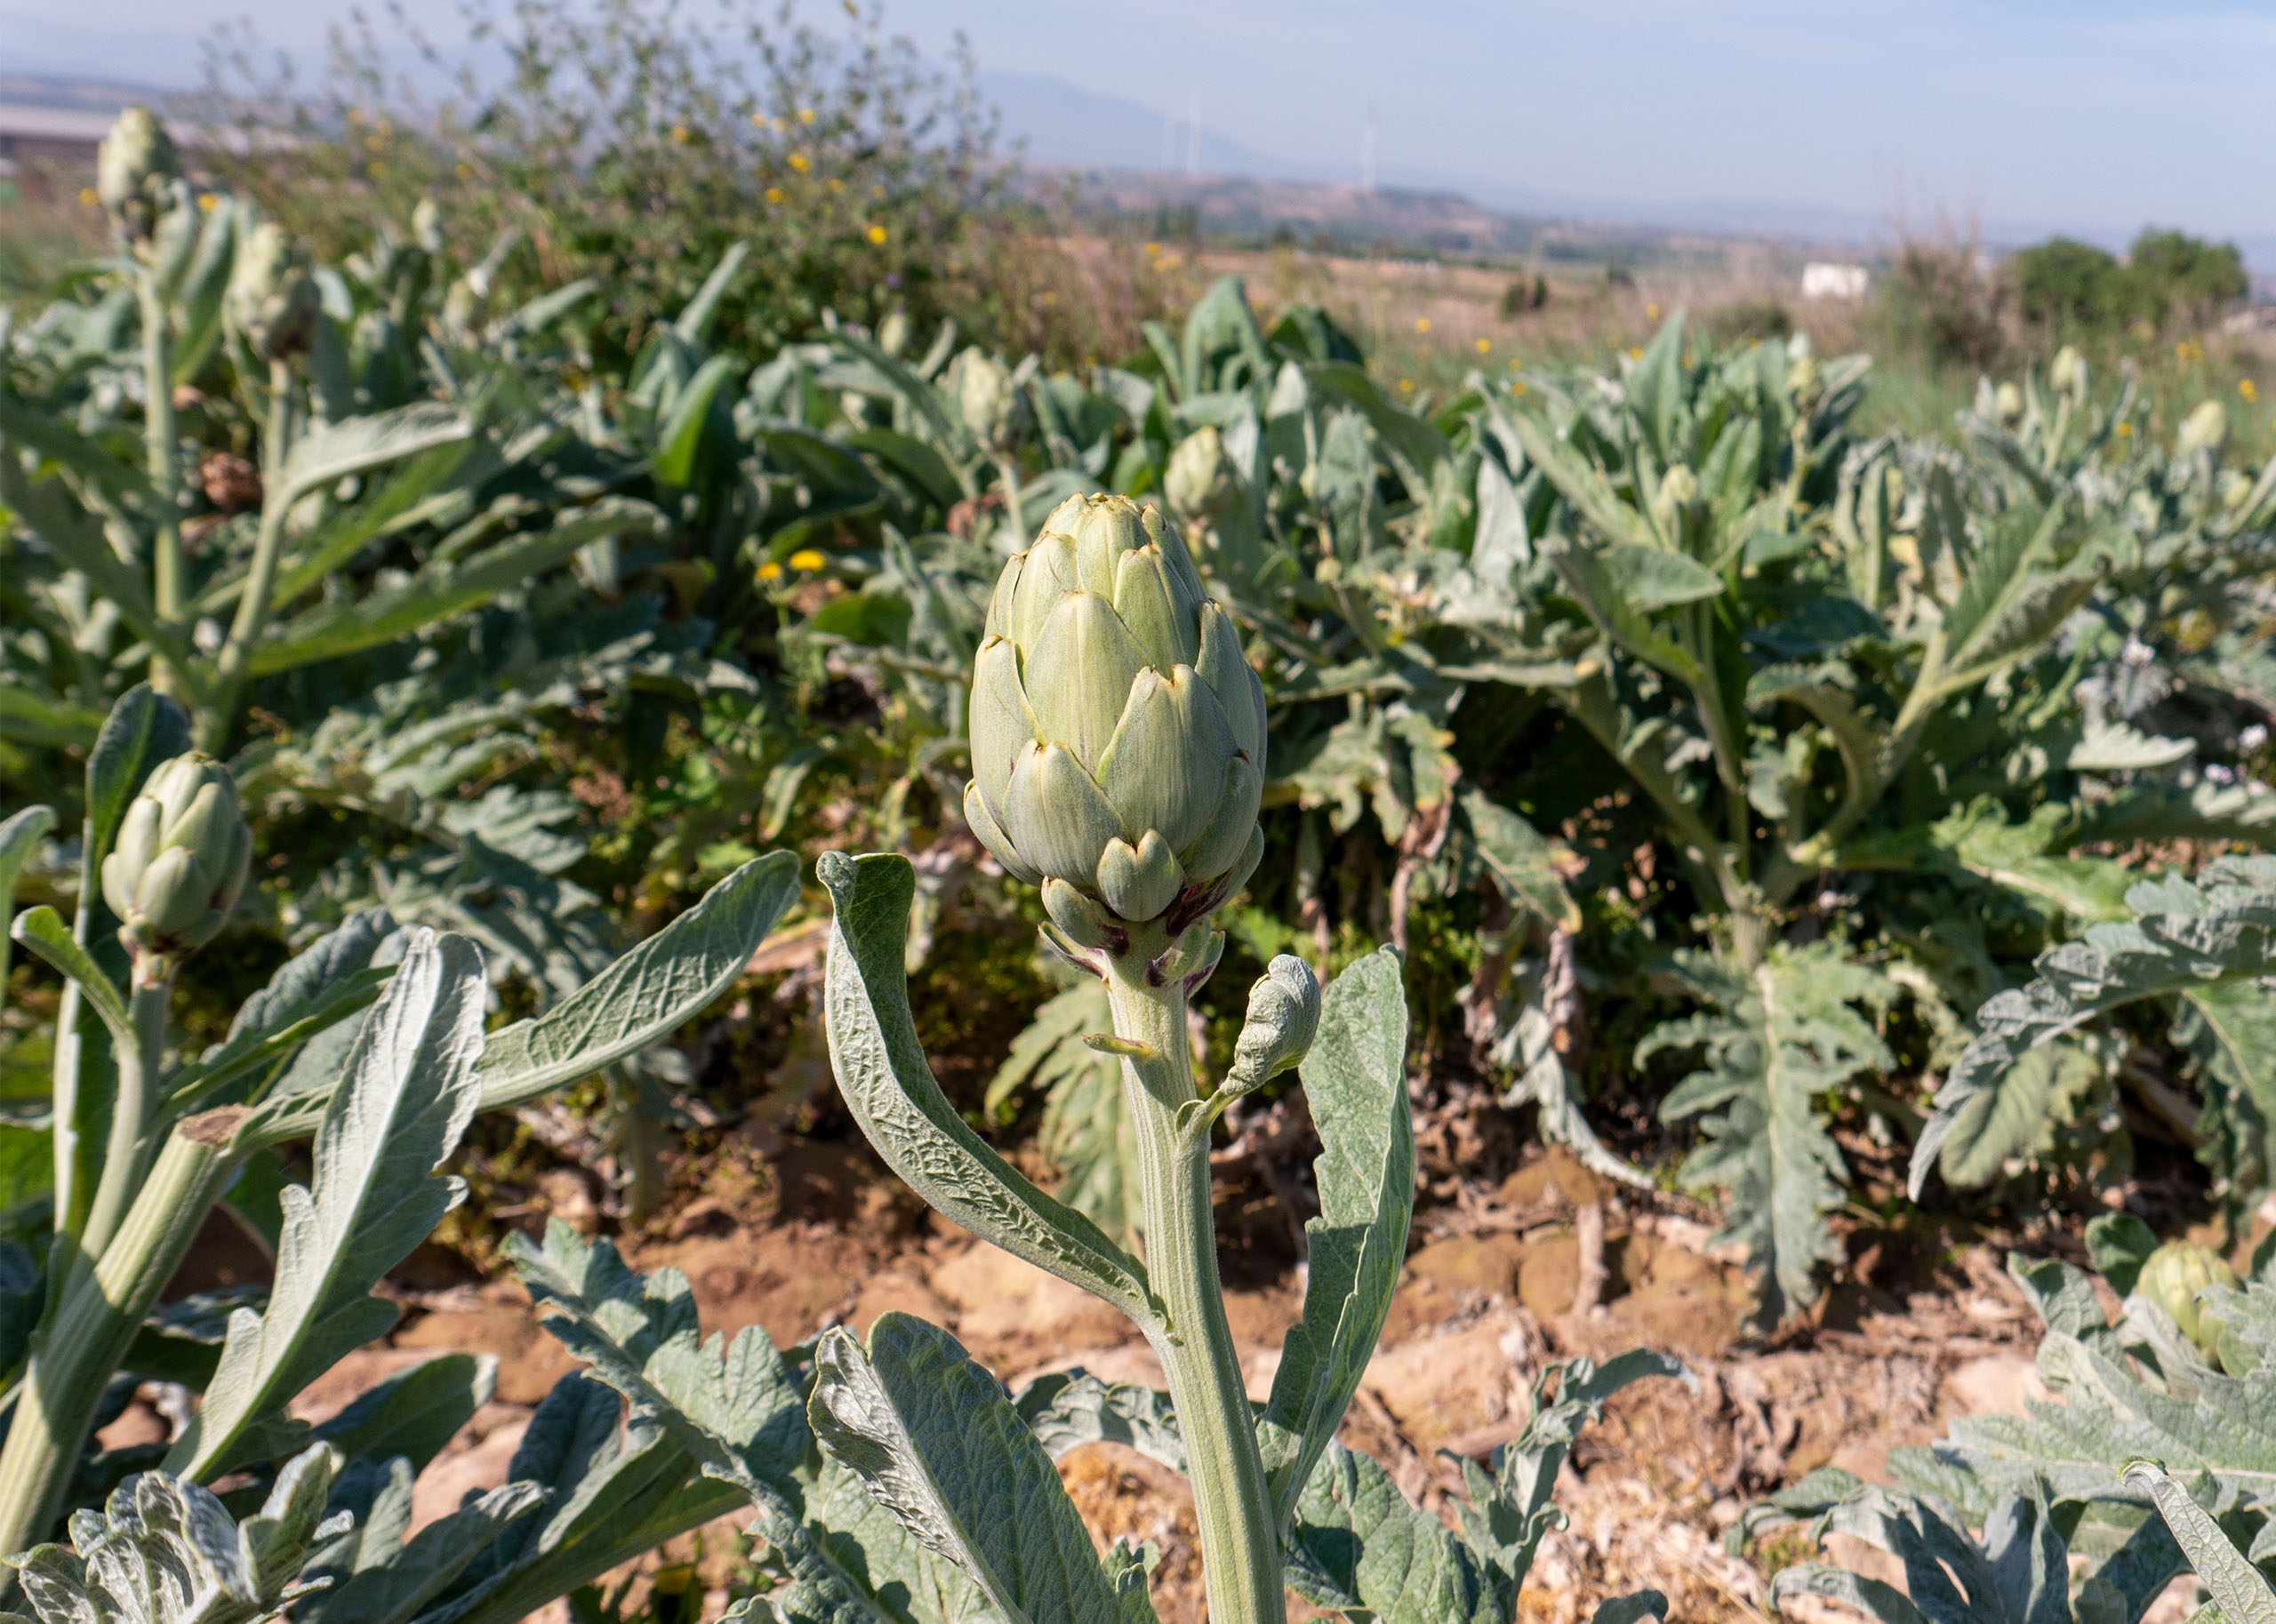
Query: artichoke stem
[
  {"left": 80, "top": 968, "right": 172, "bottom": 1263},
  {"left": 138, "top": 267, "right": 183, "bottom": 632},
  {"left": 203, "top": 358, "right": 295, "bottom": 751},
  {"left": 0, "top": 1133, "right": 233, "bottom": 1580},
  {"left": 1102, "top": 934, "right": 1286, "bottom": 1624}
]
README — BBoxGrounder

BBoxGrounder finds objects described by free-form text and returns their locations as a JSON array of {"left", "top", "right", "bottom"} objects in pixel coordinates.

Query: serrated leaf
[
  {"left": 1013, "top": 1371, "right": 1186, "bottom": 1475},
  {"left": 1649, "top": 942, "right": 1893, "bottom": 1322},
  {"left": 1286, "top": 1444, "right": 1505, "bottom": 1624},
  {"left": 167, "top": 929, "right": 487, "bottom": 1479},
  {"left": 1913, "top": 857, "right": 2276, "bottom": 1198},
  {"left": 1259, "top": 948, "right": 1414, "bottom": 1528},
  {"left": 1934, "top": 1038, "right": 2108, "bottom": 1190},
  {"left": 818, "top": 852, "right": 1157, "bottom": 1331},
  {"left": 810, "top": 1314, "right": 1126, "bottom": 1624}
]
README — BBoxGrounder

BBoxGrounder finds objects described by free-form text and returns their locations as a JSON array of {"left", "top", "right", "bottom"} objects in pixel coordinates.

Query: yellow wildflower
[
  {"left": 789, "top": 152, "right": 811, "bottom": 172},
  {"left": 196, "top": 193, "right": 216, "bottom": 212},
  {"left": 1473, "top": 337, "right": 1491, "bottom": 354},
  {"left": 2243, "top": 379, "right": 2261, "bottom": 404},
  {"left": 1414, "top": 317, "right": 1431, "bottom": 334},
  {"left": 765, "top": 187, "right": 786, "bottom": 204},
  {"left": 79, "top": 186, "right": 97, "bottom": 207},
  {"left": 867, "top": 224, "right": 887, "bottom": 244},
  {"left": 789, "top": 548, "right": 827, "bottom": 572},
  {"left": 757, "top": 561, "right": 783, "bottom": 581},
  {"left": 1646, "top": 302, "right": 1660, "bottom": 319},
  {"left": 797, "top": 108, "right": 816, "bottom": 124},
  {"left": 1627, "top": 347, "right": 1643, "bottom": 360},
  {"left": 670, "top": 124, "right": 690, "bottom": 144},
  {"left": 1398, "top": 378, "right": 1414, "bottom": 394}
]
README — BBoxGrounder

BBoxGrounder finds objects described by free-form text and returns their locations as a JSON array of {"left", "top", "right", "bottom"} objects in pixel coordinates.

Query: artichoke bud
[
  {"left": 2177, "top": 399, "right": 2228, "bottom": 458},
  {"left": 1993, "top": 381, "right": 2025, "bottom": 428},
  {"left": 96, "top": 106, "right": 183, "bottom": 245},
  {"left": 1225, "top": 955, "right": 1320, "bottom": 1095},
  {"left": 1651, "top": 463, "right": 1699, "bottom": 535},
  {"left": 878, "top": 308, "right": 912, "bottom": 357},
  {"left": 1165, "top": 428, "right": 1239, "bottom": 530},
  {"left": 2138, "top": 1242, "right": 2237, "bottom": 1353},
  {"left": 228, "top": 222, "right": 321, "bottom": 363},
  {"left": 2221, "top": 469, "right": 2253, "bottom": 512},
  {"left": 410, "top": 196, "right": 445, "bottom": 254},
  {"left": 2050, "top": 346, "right": 2087, "bottom": 400},
  {"left": 957, "top": 350, "right": 1029, "bottom": 453},
  {"left": 100, "top": 753, "right": 252, "bottom": 962},
  {"left": 965, "top": 493, "right": 1267, "bottom": 936}
]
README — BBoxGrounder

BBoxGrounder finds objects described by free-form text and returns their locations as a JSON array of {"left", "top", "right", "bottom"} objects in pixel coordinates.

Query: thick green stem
[
  {"left": 80, "top": 965, "right": 172, "bottom": 1263},
  {"left": 201, "top": 360, "right": 294, "bottom": 751},
  {"left": 138, "top": 268, "right": 182, "bottom": 628},
  {"left": 0, "top": 1133, "right": 232, "bottom": 1566},
  {"left": 1102, "top": 945, "right": 1285, "bottom": 1624}
]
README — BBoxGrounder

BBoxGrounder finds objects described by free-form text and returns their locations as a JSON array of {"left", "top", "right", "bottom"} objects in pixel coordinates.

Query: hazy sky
[{"left": 10, "top": 0, "right": 2273, "bottom": 251}]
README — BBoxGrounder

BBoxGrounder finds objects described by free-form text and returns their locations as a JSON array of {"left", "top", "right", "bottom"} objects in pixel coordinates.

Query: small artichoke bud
[
  {"left": 1226, "top": 955, "right": 1321, "bottom": 1095},
  {"left": 100, "top": 753, "right": 252, "bottom": 961},
  {"left": 2138, "top": 1241, "right": 2237, "bottom": 1351},
  {"left": 957, "top": 349, "right": 1030, "bottom": 454},
  {"left": 2177, "top": 398, "right": 2229, "bottom": 457},
  {"left": 96, "top": 107, "right": 183, "bottom": 245},
  {"left": 2221, "top": 469, "right": 2253, "bottom": 511},
  {"left": 878, "top": 308, "right": 913, "bottom": 357},
  {"left": 1993, "top": 380, "right": 2025, "bottom": 427},
  {"left": 228, "top": 222, "right": 321, "bottom": 363},
  {"left": 1651, "top": 462, "right": 1699, "bottom": 535},
  {"left": 1165, "top": 427, "right": 1239, "bottom": 531},
  {"left": 2050, "top": 346, "right": 2087, "bottom": 400},
  {"left": 411, "top": 196, "right": 445, "bottom": 254},
  {"left": 965, "top": 493, "right": 1267, "bottom": 936}
]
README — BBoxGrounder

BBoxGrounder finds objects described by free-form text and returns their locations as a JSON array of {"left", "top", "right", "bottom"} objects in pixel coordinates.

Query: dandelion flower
[
  {"left": 757, "top": 561, "right": 783, "bottom": 581},
  {"left": 789, "top": 548, "right": 827, "bottom": 571},
  {"left": 2243, "top": 379, "right": 2261, "bottom": 404},
  {"left": 867, "top": 224, "right": 887, "bottom": 244},
  {"left": 797, "top": 108, "right": 816, "bottom": 124},
  {"left": 789, "top": 152, "right": 811, "bottom": 172},
  {"left": 1473, "top": 337, "right": 1491, "bottom": 354},
  {"left": 1627, "top": 347, "right": 1643, "bottom": 360},
  {"left": 1646, "top": 302, "right": 1661, "bottom": 319},
  {"left": 1414, "top": 317, "right": 1431, "bottom": 334},
  {"left": 766, "top": 187, "right": 786, "bottom": 204}
]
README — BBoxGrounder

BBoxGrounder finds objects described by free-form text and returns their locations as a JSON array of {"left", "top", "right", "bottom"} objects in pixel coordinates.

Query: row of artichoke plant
[{"left": 8, "top": 108, "right": 2275, "bottom": 1339}]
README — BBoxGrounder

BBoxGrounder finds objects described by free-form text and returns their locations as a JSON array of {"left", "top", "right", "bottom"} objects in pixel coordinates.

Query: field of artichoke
[{"left": 1, "top": 101, "right": 2274, "bottom": 1624}]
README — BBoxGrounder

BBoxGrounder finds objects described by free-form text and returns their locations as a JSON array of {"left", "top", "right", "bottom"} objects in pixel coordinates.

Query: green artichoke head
[
  {"left": 228, "top": 222, "right": 321, "bottom": 364},
  {"left": 1165, "top": 427, "right": 1238, "bottom": 530},
  {"left": 956, "top": 349, "right": 1029, "bottom": 454},
  {"left": 2050, "top": 345, "right": 2087, "bottom": 401},
  {"left": 966, "top": 494, "right": 1266, "bottom": 942},
  {"left": 2138, "top": 1240, "right": 2238, "bottom": 1350},
  {"left": 2177, "top": 398, "right": 2229, "bottom": 458},
  {"left": 1993, "top": 380, "right": 2025, "bottom": 428},
  {"left": 95, "top": 106, "right": 182, "bottom": 244},
  {"left": 100, "top": 753, "right": 252, "bottom": 961}
]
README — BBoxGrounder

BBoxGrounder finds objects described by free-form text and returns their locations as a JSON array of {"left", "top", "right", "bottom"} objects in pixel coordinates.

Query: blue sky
[{"left": 10, "top": 0, "right": 2272, "bottom": 254}]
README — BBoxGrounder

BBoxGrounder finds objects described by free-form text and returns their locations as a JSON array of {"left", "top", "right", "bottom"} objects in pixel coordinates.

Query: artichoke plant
[
  {"left": 226, "top": 222, "right": 321, "bottom": 364},
  {"left": 2140, "top": 1240, "right": 2239, "bottom": 1355},
  {"left": 965, "top": 493, "right": 1265, "bottom": 952},
  {"left": 100, "top": 753, "right": 251, "bottom": 963}
]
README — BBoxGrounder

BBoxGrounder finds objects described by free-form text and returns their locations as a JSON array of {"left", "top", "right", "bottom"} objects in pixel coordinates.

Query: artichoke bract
[
  {"left": 100, "top": 754, "right": 252, "bottom": 960},
  {"left": 95, "top": 106, "right": 181, "bottom": 244},
  {"left": 966, "top": 494, "right": 1266, "bottom": 942}
]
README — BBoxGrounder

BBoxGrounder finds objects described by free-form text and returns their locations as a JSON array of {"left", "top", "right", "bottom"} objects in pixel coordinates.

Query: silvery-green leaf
[
  {"left": 1593, "top": 1592, "right": 1670, "bottom": 1624},
  {"left": 1259, "top": 947, "right": 1414, "bottom": 1527},
  {"left": 1286, "top": 1443, "right": 1505, "bottom": 1624},
  {"left": 1770, "top": 1565, "right": 1930, "bottom": 1624},
  {"left": 1912, "top": 857, "right": 2276, "bottom": 1199},
  {"left": 164, "top": 911, "right": 401, "bottom": 1114},
  {"left": 310, "top": 1352, "right": 492, "bottom": 1478},
  {"left": 809, "top": 1313, "right": 1127, "bottom": 1624},
  {"left": 1014, "top": 1372, "right": 1186, "bottom": 1474},
  {"left": 502, "top": 1223, "right": 881, "bottom": 1620},
  {"left": 273, "top": 402, "right": 471, "bottom": 511},
  {"left": 0, "top": 805, "right": 55, "bottom": 1028},
  {"left": 4, "top": 1444, "right": 341, "bottom": 1624},
  {"left": 820, "top": 852, "right": 1157, "bottom": 1330},
  {"left": 2128, "top": 1466, "right": 2274, "bottom": 1624},
  {"left": 167, "top": 929, "right": 487, "bottom": 1479}
]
